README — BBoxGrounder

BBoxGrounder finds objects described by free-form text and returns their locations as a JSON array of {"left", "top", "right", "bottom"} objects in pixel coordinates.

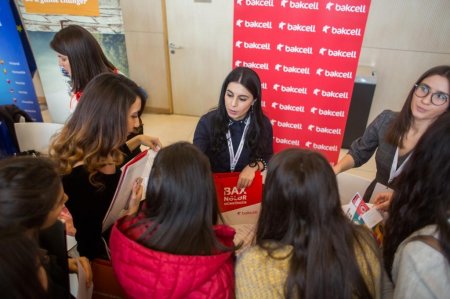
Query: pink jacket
[{"left": 109, "top": 216, "right": 236, "bottom": 299}]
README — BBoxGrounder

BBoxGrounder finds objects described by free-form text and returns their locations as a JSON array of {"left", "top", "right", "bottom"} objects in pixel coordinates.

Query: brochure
[
  {"left": 102, "top": 149, "right": 156, "bottom": 232},
  {"left": 343, "top": 192, "right": 384, "bottom": 246}
]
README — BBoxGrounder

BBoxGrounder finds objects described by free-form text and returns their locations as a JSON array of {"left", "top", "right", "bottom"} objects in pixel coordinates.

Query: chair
[{"left": 14, "top": 122, "right": 63, "bottom": 154}]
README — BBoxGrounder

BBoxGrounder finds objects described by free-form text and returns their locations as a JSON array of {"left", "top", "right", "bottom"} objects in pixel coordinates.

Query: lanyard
[
  {"left": 389, "top": 147, "right": 412, "bottom": 183},
  {"left": 226, "top": 116, "right": 251, "bottom": 172}
]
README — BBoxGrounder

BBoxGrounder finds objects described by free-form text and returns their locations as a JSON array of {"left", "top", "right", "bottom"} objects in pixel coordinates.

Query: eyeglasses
[{"left": 414, "top": 83, "right": 449, "bottom": 106}]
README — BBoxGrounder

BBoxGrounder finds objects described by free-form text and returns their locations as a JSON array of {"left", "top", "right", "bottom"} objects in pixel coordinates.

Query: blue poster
[{"left": 0, "top": 1, "right": 42, "bottom": 121}]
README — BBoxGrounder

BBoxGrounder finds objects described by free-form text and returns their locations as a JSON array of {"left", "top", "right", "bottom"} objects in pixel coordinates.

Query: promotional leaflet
[
  {"left": 102, "top": 150, "right": 156, "bottom": 232},
  {"left": 343, "top": 192, "right": 384, "bottom": 246}
]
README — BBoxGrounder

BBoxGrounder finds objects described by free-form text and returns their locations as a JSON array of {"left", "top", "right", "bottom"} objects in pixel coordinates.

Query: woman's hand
[
  {"left": 373, "top": 191, "right": 393, "bottom": 212},
  {"left": 138, "top": 135, "right": 162, "bottom": 151},
  {"left": 68, "top": 257, "right": 93, "bottom": 288},
  {"left": 126, "top": 177, "right": 143, "bottom": 215},
  {"left": 237, "top": 165, "right": 258, "bottom": 189},
  {"left": 126, "top": 135, "right": 162, "bottom": 152}
]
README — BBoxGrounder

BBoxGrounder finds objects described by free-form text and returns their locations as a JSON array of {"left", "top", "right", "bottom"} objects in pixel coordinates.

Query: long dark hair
[
  {"left": 386, "top": 65, "right": 450, "bottom": 147},
  {"left": 136, "top": 142, "right": 231, "bottom": 255},
  {"left": 50, "top": 73, "right": 146, "bottom": 185},
  {"left": 383, "top": 112, "right": 450, "bottom": 278},
  {"left": 0, "top": 229, "right": 50, "bottom": 299},
  {"left": 257, "top": 149, "right": 379, "bottom": 299},
  {"left": 0, "top": 157, "right": 61, "bottom": 231},
  {"left": 212, "top": 67, "right": 268, "bottom": 162},
  {"left": 50, "top": 25, "right": 116, "bottom": 93}
]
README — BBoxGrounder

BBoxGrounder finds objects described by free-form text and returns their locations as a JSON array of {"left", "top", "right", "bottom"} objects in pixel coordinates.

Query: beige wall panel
[
  {"left": 166, "top": 0, "right": 233, "bottom": 116},
  {"left": 120, "top": 0, "right": 163, "bottom": 33},
  {"left": 359, "top": 48, "right": 450, "bottom": 124},
  {"left": 124, "top": 31, "right": 170, "bottom": 111},
  {"left": 363, "top": 0, "right": 450, "bottom": 52}
]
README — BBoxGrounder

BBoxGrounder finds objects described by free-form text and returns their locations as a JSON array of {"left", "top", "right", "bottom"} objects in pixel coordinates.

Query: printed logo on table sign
[
  {"left": 278, "top": 22, "right": 316, "bottom": 32},
  {"left": 273, "top": 83, "right": 307, "bottom": 94},
  {"left": 236, "top": 19, "right": 273, "bottom": 29},
  {"left": 271, "top": 120, "right": 303, "bottom": 130},
  {"left": 308, "top": 124, "right": 342, "bottom": 135},
  {"left": 326, "top": 2, "right": 367, "bottom": 13},
  {"left": 281, "top": 0, "right": 319, "bottom": 10},
  {"left": 316, "top": 68, "right": 353, "bottom": 79},
  {"left": 223, "top": 187, "right": 247, "bottom": 206},
  {"left": 310, "top": 107, "right": 345, "bottom": 117},
  {"left": 236, "top": 0, "right": 275, "bottom": 7},
  {"left": 319, "top": 47, "right": 357, "bottom": 59},
  {"left": 276, "top": 44, "right": 313, "bottom": 55},
  {"left": 235, "top": 40, "right": 271, "bottom": 51},
  {"left": 275, "top": 64, "right": 310, "bottom": 74},
  {"left": 274, "top": 137, "right": 301, "bottom": 146},
  {"left": 313, "top": 88, "right": 349, "bottom": 99},
  {"left": 272, "top": 102, "right": 305, "bottom": 113},
  {"left": 235, "top": 60, "right": 269, "bottom": 70},
  {"left": 322, "top": 25, "right": 361, "bottom": 36},
  {"left": 305, "top": 141, "right": 338, "bottom": 152}
]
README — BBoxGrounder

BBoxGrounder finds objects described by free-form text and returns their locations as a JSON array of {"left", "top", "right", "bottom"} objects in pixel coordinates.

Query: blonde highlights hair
[{"left": 50, "top": 73, "right": 144, "bottom": 186}]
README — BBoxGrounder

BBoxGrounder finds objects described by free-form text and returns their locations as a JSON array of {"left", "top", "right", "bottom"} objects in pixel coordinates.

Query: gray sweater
[{"left": 348, "top": 110, "right": 409, "bottom": 200}]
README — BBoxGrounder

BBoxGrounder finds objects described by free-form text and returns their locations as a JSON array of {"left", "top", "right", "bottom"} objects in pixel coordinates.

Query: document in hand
[
  {"left": 343, "top": 192, "right": 384, "bottom": 246},
  {"left": 102, "top": 150, "right": 157, "bottom": 232}
]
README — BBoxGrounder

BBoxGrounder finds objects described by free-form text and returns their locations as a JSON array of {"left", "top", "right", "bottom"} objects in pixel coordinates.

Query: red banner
[{"left": 233, "top": 0, "right": 371, "bottom": 163}]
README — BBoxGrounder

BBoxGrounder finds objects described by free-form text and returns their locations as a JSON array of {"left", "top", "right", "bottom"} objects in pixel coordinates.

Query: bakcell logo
[
  {"left": 235, "top": 60, "right": 270, "bottom": 70},
  {"left": 281, "top": 0, "right": 319, "bottom": 10},
  {"left": 272, "top": 102, "right": 305, "bottom": 113},
  {"left": 274, "top": 137, "right": 300, "bottom": 146},
  {"left": 308, "top": 124, "right": 342, "bottom": 135},
  {"left": 313, "top": 88, "right": 349, "bottom": 99},
  {"left": 319, "top": 47, "right": 357, "bottom": 59},
  {"left": 237, "top": 0, "right": 275, "bottom": 7},
  {"left": 305, "top": 141, "right": 338, "bottom": 152},
  {"left": 236, "top": 19, "right": 272, "bottom": 29},
  {"left": 235, "top": 40, "right": 271, "bottom": 50},
  {"left": 273, "top": 120, "right": 302, "bottom": 130},
  {"left": 322, "top": 25, "right": 361, "bottom": 36},
  {"left": 316, "top": 68, "right": 352, "bottom": 79},
  {"left": 273, "top": 83, "right": 307, "bottom": 94},
  {"left": 261, "top": 82, "right": 268, "bottom": 90},
  {"left": 310, "top": 107, "right": 345, "bottom": 117},
  {"left": 278, "top": 22, "right": 316, "bottom": 32},
  {"left": 277, "top": 44, "right": 313, "bottom": 55},
  {"left": 261, "top": 100, "right": 266, "bottom": 107},
  {"left": 326, "top": 2, "right": 367, "bottom": 13},
  {"left": 275, "top": 64, "right": 310, "bottom": 74}
]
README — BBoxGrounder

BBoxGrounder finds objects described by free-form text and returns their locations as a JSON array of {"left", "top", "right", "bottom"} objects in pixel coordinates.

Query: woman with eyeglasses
[{"left": 333, "top": 65, "right": 450, "bottom": 203}]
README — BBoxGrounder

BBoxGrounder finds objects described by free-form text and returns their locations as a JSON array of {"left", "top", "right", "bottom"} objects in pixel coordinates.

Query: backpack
[{"left": 0, "top": 104, "right": 33, "bottom": 158}]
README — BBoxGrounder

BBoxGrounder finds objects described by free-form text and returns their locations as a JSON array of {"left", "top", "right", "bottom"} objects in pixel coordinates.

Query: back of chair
[{"left": 14, "top": 122, "right": 63, "bottom": 154}]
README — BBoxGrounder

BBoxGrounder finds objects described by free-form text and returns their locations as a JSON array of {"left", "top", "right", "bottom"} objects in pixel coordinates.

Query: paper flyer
[
  {"left": 344, "top": 192, "right": 384, "bottom": 246},
  {"left": 102, "top": 149, "right": 156, "bottom": 232}
]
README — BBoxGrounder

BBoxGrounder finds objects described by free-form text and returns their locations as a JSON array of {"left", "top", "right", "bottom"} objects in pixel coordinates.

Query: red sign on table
[{"left": 233, "top": 0, "right": 371, "bottom": 163}]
